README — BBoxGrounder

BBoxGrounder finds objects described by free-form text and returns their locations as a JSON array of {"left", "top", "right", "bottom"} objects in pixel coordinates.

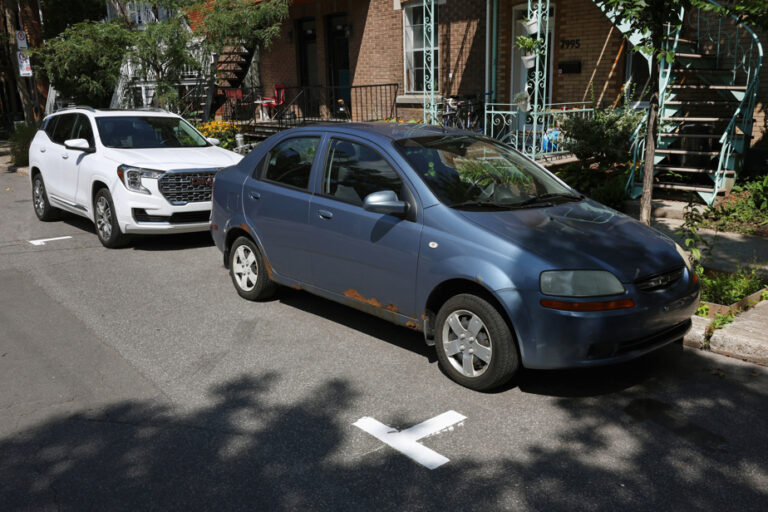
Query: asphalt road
[{"left": 1, "top": 169, "right": 767, "bottom": 511}]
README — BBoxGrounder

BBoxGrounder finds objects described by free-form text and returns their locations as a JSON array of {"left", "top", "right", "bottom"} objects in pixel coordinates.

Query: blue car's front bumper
[{"left": 498, "top": 270, "right": 700, "bottom": 369}]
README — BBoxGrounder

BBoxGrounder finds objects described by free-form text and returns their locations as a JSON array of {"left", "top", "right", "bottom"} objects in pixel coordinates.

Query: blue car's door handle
[
  {"left": 318, "top": 209, "right": 333, "bottom": 220},
  {"left": 248, "top": 191, "right": 260, "bottom": 200}
]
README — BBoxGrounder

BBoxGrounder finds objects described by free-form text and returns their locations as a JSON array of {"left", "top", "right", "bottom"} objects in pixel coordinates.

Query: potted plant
[
  {"left": 515, "top": 36, "right": 543, "bottom": 69},
  {"left": 513, "top": 91, "right": 530, "bottom": 112},
  {"left": 519, "top": 14, "right": 539, "bottom": 35}
]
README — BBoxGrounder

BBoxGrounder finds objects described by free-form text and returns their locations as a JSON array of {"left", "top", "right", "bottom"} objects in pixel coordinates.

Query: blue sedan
[{"left": 210, "top": 123, "right": 700, "bottom": 391}]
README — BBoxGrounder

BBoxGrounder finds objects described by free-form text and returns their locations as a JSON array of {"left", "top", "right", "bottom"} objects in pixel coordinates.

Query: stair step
[
  {"left": 675, "top": 53, "right": 715, "bottom": 59},
  {"left": 655, "top": 148, "right": 719, "bottom": 156},
  {"left": 672, "top": 68, "right": 733, "bottom": 74},
  {"left": 665, "top": 100, "right": 738, "bottom": 106},
  {"left": 655, "top": 165, "right": 734, "bottom": 176},
  {"left": 658, "top": 133, "right": 720, "bottom": 139},
  {"left": 669, "top": 84, "right": 747, "bottom": 91},
  {"left": 661, "top": 116, "right": 731, "bottom": 122},
  {"left": 669, "top": 37, "right": 698, "bottom": 45},
  {"left": 652, "top": 182, "right": 716, "bottom": 192}
]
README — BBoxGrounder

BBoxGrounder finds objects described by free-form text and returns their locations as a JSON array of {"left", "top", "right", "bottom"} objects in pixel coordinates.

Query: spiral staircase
[{"left": 619, "top": 3, "right": 763, "bottom": 205}]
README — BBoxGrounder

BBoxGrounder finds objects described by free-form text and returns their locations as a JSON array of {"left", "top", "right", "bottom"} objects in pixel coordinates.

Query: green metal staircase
[{"left": 626, "top": 2, "right": 763, "bottom": 205}]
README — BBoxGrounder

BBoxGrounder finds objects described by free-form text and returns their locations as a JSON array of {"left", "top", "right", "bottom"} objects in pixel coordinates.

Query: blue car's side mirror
[{"left": 363, "top": 190, "right": 407, "bottom": 216}]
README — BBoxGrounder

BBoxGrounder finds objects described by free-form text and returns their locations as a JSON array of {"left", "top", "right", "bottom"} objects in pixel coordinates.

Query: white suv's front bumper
[{"left": 112, "top": 177, "right": 211, "bottom": 234}]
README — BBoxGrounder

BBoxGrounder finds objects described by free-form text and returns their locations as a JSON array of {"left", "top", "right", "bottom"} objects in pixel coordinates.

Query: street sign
[
  {"left": 17, "top": 51, "right": 32, "bottom": 77},
  {"left": 16, "top": 30, "right": 28, "bottom": 49}
]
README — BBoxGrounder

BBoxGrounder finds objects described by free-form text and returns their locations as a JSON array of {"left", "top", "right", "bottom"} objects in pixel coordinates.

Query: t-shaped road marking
[{"left": 353, "top": 410, "right": 466, "bottom": 469}]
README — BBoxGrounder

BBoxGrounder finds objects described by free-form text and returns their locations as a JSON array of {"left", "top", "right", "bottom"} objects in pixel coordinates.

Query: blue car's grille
[
  {"left": 635, "top": 267, "right": 684, "bottom": 291},
  {"left": 158, "top": 171, "right": 217, "bottom": 204}
]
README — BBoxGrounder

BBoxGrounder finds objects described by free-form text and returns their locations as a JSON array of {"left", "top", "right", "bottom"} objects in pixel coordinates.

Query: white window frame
[{"left": 403, "top": 3, "right": 439, "bottom": 94}]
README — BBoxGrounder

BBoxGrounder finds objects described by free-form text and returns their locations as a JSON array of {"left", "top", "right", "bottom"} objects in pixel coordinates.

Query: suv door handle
[
  {"left": 318, "top": 209, "right": 333, "bottom": 220},
  {"left": 248, "top": 191, "right": 260, "bottom": 200},
  {"left": 62, "top": 153, "right": 69, "bottom": 159},
  {"left": 40, "top": 147, "right": 46, "bottom": 153}
]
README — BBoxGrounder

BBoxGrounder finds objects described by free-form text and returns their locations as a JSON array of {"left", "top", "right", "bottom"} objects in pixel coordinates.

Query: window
[
  {"left": 323, "top": 139, "right": 404, "bottom": 206},
  {"left": 404, "top": 4, "right": 439, "bottom": 93},
  {"left": 72, "top": 115, "right": 94, "bottom": 147},
  {"left": 95, "top": 116, "right": 208, "bottom": 148},
  {"left": 50, "top": 114, "right": 76, "bottom": 145},
  {"left": 43, "top": 116, "right": 59, "bottom": 139},
  {"left": 262, "top": 137, "right": 320, "bottom": 190}
]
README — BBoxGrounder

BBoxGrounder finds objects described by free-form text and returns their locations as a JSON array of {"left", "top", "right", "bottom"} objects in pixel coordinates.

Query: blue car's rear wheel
[
  {"left": 435, "top": 294, "right": 519, "bottom": 391},
  {"left": 229, "top": 236, "right": 277, "bottom": 301}
]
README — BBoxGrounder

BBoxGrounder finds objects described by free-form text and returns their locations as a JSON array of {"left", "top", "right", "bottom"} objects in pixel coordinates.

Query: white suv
[{"left": 28, "top": 107, "right": 243, "bottom": 247}]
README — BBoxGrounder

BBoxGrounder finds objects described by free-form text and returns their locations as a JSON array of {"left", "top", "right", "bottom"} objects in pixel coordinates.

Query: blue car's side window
[
  {"left": 322, "top": 138, "right": 404, "bottom": 206},
  {"left": 261, "top": 136, "right": 320, "bottom": 190}
]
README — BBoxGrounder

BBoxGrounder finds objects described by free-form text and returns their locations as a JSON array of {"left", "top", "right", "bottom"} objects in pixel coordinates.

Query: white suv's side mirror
[
  {"left": 64, "top": 138, "right": 95, "bottom": 153},
  {"left": 207, "top": 137, "right": 220, "bottom": 146}
]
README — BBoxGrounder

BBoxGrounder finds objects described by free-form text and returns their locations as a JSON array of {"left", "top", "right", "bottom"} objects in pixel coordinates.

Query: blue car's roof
[{"left": 287, "top": 122, "right": 473, "bottom": 143}]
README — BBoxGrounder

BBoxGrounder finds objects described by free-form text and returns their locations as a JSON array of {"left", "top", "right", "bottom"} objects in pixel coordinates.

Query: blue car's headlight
[{"left": 540, "top": 270, "right": 625, "bottom": 297}]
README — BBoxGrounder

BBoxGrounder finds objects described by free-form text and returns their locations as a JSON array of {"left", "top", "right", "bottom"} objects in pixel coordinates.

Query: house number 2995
[{"left": 560, "top": 39, "right": 580, "bottom": 49}]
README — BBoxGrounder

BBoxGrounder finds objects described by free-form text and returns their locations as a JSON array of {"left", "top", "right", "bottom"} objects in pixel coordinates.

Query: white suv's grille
[{"left": 158, "top": 171, "right": 217, "bottom": 204}]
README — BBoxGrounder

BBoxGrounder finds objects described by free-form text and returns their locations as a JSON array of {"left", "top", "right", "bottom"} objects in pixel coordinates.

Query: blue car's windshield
[
  {"left": 95, "top": 116, "right": 209, "bottom": 149},
  {"left": 395, "top": 135, "right": 578, "bottom": 208}
]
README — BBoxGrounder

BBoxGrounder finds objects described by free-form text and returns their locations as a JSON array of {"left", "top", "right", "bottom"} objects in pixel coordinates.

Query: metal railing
[
  {"left": 274, "top": 83, "right": 399, "bottom": 128},
  {"left": 485, "top": 102, "right": 594, "bottom": 160}
]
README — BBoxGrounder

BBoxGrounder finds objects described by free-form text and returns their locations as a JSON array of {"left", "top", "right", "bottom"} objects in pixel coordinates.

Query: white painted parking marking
[
  {"left": 28, "top": 236, "right": 73, "bottom": 246},
  {"left": 353, "top": 410, "right": 466, "bottom": 469}
]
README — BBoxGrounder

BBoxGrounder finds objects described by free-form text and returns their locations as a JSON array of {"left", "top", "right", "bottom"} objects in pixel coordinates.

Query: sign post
[
  {"left": 17, "top": 51, "right": 32, "bottom": 77},
  {"left": 16, "top": 30, "right": 28, "bottom": 49}
]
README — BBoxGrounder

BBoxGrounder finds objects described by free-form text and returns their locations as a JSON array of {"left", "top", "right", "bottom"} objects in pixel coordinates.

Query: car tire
[
  {"left": 435, "top": 294, "right": 519, "bottom": 391},
  {"left": 31, "top": 173, "right": 59, "bottom": 221},
  {"left": 229, "top": 236, "right": 277, "bottom": 301},
  {"left": 93, "top": 188, "right": 128, "bottom": 248}
]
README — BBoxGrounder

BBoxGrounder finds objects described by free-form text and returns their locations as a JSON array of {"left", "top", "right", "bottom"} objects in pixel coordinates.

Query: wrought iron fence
[{"left": 485, "top": 102, "right": 593, "bottom": 160}]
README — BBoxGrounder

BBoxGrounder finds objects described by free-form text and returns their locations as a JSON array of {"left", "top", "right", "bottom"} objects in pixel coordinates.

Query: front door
[
  {"left": 306, "top": 137, "right": 422, "bottom": 318},
  {"left": 326, "top": 14, "right": 351, "bottom": 118},
  {"left": 242, "top": 135, "right": 323, "bottom": 282}
]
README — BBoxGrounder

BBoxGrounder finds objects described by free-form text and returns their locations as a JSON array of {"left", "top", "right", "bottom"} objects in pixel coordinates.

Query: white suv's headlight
[
  {"left": 540, "top": 270, "right": 625, "bottom": 297},
  {"left": 117, "top": 165, "right": 165, "bottom": 195}
]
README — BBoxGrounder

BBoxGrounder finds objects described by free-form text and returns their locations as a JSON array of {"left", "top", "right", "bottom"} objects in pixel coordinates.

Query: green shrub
[
  {"left": 555, "top": 162, "right": 629, "bottom": 210},
  {"left": 9, "top": 122, "right": 40, "bottom": 167},
  {"left": 561, "top": 105, "right": 645, "bottom": 171},
  {"left": 700, "top": 177, "right": 768, "bottom": 235},
  {"left": 700, "top": 267, "right": 765, "bottom": 306}
]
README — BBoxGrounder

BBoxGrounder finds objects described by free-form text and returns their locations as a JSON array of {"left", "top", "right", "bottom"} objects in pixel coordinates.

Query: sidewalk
[
  {"left": 628, "top": 199, "right": 768, "bottom": 367},
  {"left": 0, "top": 140, "right": 28, "bottom": 176}
]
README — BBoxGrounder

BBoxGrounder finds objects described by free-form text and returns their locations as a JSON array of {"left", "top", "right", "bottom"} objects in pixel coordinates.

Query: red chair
[{"left": 259, "top": 84, "right": 285, "bottom": 120}]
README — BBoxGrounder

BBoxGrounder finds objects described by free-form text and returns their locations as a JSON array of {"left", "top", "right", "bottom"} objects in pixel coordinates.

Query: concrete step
[
  {"left": 654, "top": 165, "right": 734, "bottom": 176},
  {"left": 668, "top": 84, "right": 747, "bottom": 91},
  {"left": 658, "top": 133, "right": 721, "bottom": 139},
  {"left": 665, "top": 100, "right": 738, "bottom": 106},
  {"left": 710, "top": 301, "right": 768, "bottom": 366},
  {"left": 655, "top": 148, "right": 719, "bottom": 157},
  {"left": 652, "top": 182, "right": 715, "bottom": 193},
  {"left": 622, "top": 199, "right": 692, "bottom": 220},
  {"left": 661, "top": 116, "right": 731, "bottom": 122}
]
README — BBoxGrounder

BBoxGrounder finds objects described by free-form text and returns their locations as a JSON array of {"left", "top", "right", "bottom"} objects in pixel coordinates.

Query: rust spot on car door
[{"left": 343, "top": 289, "right": 383, "bottom": 308}]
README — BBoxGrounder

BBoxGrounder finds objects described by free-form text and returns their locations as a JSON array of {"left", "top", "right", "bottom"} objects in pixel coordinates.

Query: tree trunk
[
  {"left": 639, "top": 57, "right": 661, "bottom": 226},
  {"left": 3, "top": 0, "right": 36, "bottom": 123}
]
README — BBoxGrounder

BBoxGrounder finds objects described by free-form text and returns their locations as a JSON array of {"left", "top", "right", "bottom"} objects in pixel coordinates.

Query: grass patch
[
  {"left": 700, "top": 177, "right": 768, "bottom": 236},
  {"left": 700, "top": 267, "right": 765, "bottom": 306}
]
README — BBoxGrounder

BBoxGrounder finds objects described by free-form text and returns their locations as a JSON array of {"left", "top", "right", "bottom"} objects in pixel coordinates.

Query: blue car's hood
[{"left": 457, "top": 199, "right": 685, "bottom": 282}]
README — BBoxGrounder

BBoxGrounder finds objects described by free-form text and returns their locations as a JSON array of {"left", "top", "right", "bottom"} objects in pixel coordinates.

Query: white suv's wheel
[
  {"left": 93, "top": 188, "right": 128, "bottom": 248},
  {"left": 435, "top": 294, "right": 519, "bottom": 391},
  {"left": 229, "top": 236, "right": 277, "bottom": 300},
  {"left": 32, "top": 174, "right": 59, "bottom": 221}
]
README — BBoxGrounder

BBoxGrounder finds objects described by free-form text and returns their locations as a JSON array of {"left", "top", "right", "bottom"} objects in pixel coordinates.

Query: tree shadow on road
[{"left": 2, "top": 349, "right": 767, "bottom": 511}]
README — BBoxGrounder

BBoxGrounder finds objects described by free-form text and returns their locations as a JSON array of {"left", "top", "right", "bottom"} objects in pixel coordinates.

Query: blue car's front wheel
[{"left": 435, "top": 294, "right": 519, "bottom": 391}]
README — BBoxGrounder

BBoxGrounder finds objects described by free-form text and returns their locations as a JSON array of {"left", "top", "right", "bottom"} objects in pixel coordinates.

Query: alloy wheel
[
  {"left": 232, "top": 245, "right": 258, "bottom": 291},
  {"left": 95, "top": 196, "right": 113, "bottom": 241},
  {"left": 441, "top": 309, "right": 493, "bottom": 377}
]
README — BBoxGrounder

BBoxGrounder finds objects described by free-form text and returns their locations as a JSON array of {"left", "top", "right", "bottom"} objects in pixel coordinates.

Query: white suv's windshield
[{"left": 95, "top": 116, "right": 209, "bottom": 149}]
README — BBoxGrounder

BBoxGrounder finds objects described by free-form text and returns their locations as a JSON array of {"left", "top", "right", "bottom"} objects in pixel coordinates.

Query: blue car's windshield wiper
[
  {"left": 513, "top": 192, "right": 584, "bottom": 207},
  {"left": 449, "top": 200, "right": 511, "bottom": 209}
]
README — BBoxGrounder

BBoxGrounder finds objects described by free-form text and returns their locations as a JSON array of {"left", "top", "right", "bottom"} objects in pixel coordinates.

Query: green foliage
[
  {"left": 196, "top": 120, "right": 241, "bottom": 150},
  {"left": 514, "top": 36, "right": 543, "bottom": 54},
  {"left": 711, "top": 311, "right": 734, "bottom": 330},
  {"left": 455, "top": 159, "right": 534, "bottom": 189},
  {"left": 561, "top": 105, "right": 645, "bottom": 171},
  {"left": 696, "top": 302, "right": 709, "bottom": 317},
  {"left": 31, "top": 21, "right": 133, "bottom": 107},
  {"left": 677, "top": 199, "right": 711, "bottom": 274},
  {"left": 700, "top": 268, "right": 765, "bottom": 306},
  {"left": 699, "top": 178, "right": 768, "bottom": 235},
  {"left": 9, "top": 122, "right": 39, "bottom": 167},
  {"left": 130, "top": 16, "right": 204, "bottom": 108},
  {"left": 198, "top": 0, "right": 291, "bottom": 52},
  {"left": 555, "top": 163, "right": 629, "bottom": 210},
  {"left": 694, "top": 0, "right": 768, "bottom": 33}
]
